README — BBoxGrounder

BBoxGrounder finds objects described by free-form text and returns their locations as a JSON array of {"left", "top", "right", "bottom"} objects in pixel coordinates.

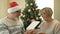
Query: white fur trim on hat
[{"left": 8, "top": 6, "right": 21, "bottom": 13}]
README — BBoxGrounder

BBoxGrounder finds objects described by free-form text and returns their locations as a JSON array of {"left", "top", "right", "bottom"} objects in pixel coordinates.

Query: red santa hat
[{"left": 8, "top": 2, "right": 21, "bottom": 13}]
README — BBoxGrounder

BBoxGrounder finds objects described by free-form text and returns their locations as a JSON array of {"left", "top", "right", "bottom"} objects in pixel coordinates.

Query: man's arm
[{"left": 0, "top": 24, "right": 9, "bottom": 34}]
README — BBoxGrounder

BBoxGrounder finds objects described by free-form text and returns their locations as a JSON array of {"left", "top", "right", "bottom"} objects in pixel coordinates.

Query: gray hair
[{"left": 41, "top": 7, "right": 53, "bottom": 17}]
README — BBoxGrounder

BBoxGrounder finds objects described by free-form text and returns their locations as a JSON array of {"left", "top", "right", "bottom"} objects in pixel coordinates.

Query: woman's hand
[
  {"left": 39, "top": 33, "right": 46, "bottom": 34},
  {"left": 24, "top": 29, "right": 46, "bottom": 34},
  {"left": 38, "top": 31, "right": 46, "bottom": 34},
  {"left": 24, "top": 29, "right": 37, "bottom": 34}
]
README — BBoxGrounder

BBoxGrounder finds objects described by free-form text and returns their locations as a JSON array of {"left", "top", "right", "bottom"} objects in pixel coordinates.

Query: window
[{"left": 35, "top": 0, "right": 54, "bottom": 20}]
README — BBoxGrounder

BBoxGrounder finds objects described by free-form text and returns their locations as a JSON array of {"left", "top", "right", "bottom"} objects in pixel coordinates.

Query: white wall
[
  {"left": 0, "top": 0, "right": 25, "bottom": 18},
  {"left": 0, "top": 0, "right": 9, "bottom": 18},
  {"left": 54, "top": 0, "right": 60, "bottom": 21}
]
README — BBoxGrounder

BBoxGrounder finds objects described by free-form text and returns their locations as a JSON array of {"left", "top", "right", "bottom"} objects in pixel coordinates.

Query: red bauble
[
  {"left": 32, "top": 8, "right": 35, "bottom": 11},
  {"left": 27, "top": 18, "right": 30, "bottom": 21}
]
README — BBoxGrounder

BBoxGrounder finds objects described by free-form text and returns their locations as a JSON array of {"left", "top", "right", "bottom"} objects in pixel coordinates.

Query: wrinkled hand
[
  {"left": 39, "top": 33, "right": 46, "bottom": 34},
  {"left": 38, "top": 32, "right": 46, "bottom": 34},
  {"left": 24, "top": 29, "right": 37, "bottom": 34}
]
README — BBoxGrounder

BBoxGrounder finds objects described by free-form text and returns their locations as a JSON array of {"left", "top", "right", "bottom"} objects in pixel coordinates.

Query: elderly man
[
  {"left": 0, "top": 2, "right": 25, "bottom": 34},
  {"left": 24, "top": 7, "right": 60, "bottom": 34}
]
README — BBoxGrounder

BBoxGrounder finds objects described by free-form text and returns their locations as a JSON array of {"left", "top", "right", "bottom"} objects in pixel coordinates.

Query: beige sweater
[
  {"left": 0, "top": 17, "right": 25, "bottom": 34},
  {"left": 38, "top": 19, "right": 60, "bottom": 34}
]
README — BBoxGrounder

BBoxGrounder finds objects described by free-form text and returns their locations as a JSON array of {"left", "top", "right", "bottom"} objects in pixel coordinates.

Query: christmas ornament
[
  {"left": 21, "top": 9, "right": 24, "bottom": 12},
  {"left": 30, "top": 3, "right": 33, "bottom": 6},
  {"left": 38, "top": 13, "right": 41, "bottom": 16},
  {"left": 21, "top": 14, "right": 23, "bottom": 16},
  {"left": 23, "top": 15, "right": 25, "bottom": 17},
  {"left": 28, "top": 9, "right": 31, "bottom": 12},
  {"left": 26, "top": 4, "right": 28, "bottom": 6},
  {"left": 32, "top": 8, "right": 35, "bottom": 11},
  {"left": 36, "top": 17, "right": 38, "bottom": 20}
]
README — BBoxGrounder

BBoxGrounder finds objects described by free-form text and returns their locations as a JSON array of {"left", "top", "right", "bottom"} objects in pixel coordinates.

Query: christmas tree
[{"left": 21, "top": 0, "right": 41, "bottom": 30}]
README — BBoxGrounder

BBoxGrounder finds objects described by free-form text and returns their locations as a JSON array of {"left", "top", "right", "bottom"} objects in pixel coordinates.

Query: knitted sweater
[
  {"left": 38, "top": 19, "right": 60, "bottom": 34},
  {"left": 0, "top": 17, "right": 25, "bottom": 34}
]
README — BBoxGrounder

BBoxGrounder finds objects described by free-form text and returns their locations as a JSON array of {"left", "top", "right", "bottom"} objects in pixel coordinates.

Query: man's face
[
  {"left": 41, "top": 10, "right": 49, "bottom": 21},
  {"left": 12, "top": 10, "right": 21, "bottom": 17}
]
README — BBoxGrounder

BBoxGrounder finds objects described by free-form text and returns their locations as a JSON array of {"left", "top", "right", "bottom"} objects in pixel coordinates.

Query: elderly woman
[
  {"left": 38, "top": 7, "right": 60, "bottom": 34},
  {"left": 24, "top": 7, "right": 60, "bottom": 34}
]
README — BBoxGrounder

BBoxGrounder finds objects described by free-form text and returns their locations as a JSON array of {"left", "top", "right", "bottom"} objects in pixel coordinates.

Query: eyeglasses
[{"left": 16, "top": 11, "right": 21, "bottom": 13}]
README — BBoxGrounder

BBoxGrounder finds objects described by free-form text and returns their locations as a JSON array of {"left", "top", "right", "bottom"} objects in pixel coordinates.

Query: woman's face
[{"left": 41, "top": 10, "right": 49, "bottom": 21}]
